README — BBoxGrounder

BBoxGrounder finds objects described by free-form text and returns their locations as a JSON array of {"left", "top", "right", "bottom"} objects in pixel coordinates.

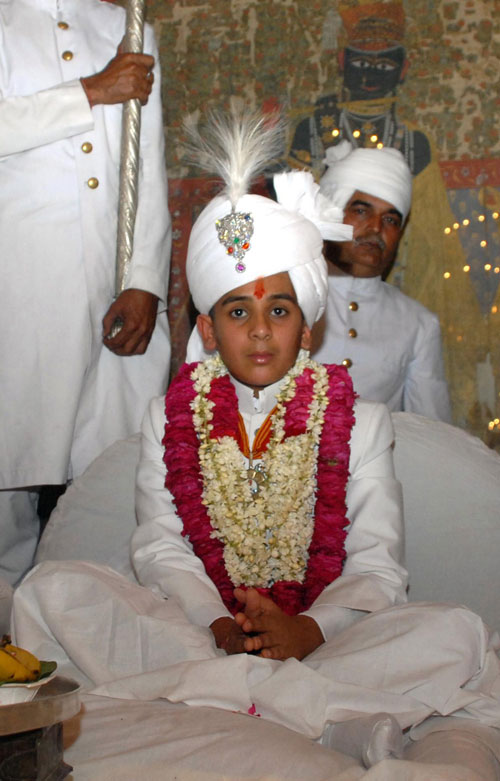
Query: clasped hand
[
  {"left": 210, "top": 588, "right": 324, "bottom": 661},
  {"left": 102, "top": 289, "right": 159, "bottom": 356},
  {"left": 81, "top": 46, "right": 155, "bottom": 107}
]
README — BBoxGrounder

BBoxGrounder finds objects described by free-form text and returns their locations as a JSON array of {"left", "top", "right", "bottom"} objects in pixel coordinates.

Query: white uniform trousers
[{"left": 0, "top": 489, "right": 39, "bottom": 586}]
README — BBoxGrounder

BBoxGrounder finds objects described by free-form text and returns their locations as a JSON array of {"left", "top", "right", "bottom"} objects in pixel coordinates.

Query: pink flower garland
[{"left": 163, "top": 361, "right": 355, "bottom": 616}]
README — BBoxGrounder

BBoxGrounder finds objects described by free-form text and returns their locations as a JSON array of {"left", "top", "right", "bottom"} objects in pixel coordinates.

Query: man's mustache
[{"left": 353, "top": 235, "right": 386, "bottom": 251}]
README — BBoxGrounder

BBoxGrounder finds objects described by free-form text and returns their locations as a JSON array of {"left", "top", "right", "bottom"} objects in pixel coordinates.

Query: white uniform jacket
[
  {"left": 0, "top": 0, "right": 171, "bottom": 486},
  {"left": 312, "top": 274, "right": 452, "bottom": 422},
  {"left": 132, "top": 376, "right": 408, "bottom": 641}
]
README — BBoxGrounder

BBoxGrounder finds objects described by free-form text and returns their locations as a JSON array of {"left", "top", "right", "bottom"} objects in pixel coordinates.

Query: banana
[
  {"left": 2, "top": 644, "right": 41, "bottom": 678},
  {"left": 0, "top": 647, "right": 36, "bottom": 682},
  {"left": 0, "top": 635, "right": 41, "bottom": 682}
]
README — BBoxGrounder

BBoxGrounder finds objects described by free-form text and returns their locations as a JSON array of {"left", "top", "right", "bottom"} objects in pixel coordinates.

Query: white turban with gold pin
[{"left": 184, "top": 111, "right": 352, "bottom": 361}]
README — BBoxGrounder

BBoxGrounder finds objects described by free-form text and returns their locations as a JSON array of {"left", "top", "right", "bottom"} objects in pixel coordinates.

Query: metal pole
[{"left": 113, "top": 0, "right": 146, "bottom": 313}]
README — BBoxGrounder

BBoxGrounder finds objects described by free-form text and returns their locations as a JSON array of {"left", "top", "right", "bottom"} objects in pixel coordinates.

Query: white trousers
[
  {"left": 12, "top": 561, "right": 500, "bottom": 739},
  {"left": 0, "top": 488, "right": 39, "bottom": 585}
]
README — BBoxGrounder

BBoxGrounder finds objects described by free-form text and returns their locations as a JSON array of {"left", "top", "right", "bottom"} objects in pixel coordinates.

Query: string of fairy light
[
  {"left": 489, "top": 417, "right": 500, "bottom": 433},
  {"left": 441, "top": 202, "right": 500, "bottom": 437},
  {"left": 443, "top": 213, "right": 500, "bottom": 297},
  {"left": 331, "top": 127, "right": 500, "bottom": 439}
]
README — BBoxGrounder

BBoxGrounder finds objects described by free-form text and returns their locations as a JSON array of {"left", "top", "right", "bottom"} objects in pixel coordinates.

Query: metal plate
[{"left": 0, "top": 677, "right": 81, "bottom": 736}]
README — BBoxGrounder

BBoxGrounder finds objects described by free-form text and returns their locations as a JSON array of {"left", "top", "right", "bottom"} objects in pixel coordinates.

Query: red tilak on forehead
[{"left": 254, "top": 278, "right": 266, "bottom": 300}]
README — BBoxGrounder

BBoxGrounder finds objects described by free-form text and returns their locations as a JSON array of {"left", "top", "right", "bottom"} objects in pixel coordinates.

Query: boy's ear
[
  {"left": 301, "top": 324, "right": 312, "bottom": 351},
  {"left": 196, "top": 313, "right": 218, "bottom": 351}
]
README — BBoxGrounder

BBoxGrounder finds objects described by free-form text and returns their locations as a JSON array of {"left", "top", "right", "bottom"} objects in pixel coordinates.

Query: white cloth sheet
[
  {"left": 14, "top": 409, "right": 500, "bottom": 778},
  {"left": 61, "top": 695, "right": 500, "bottom": 780},
  {"left": 12, "top": 561, "right": 500, "bottom": 739}
]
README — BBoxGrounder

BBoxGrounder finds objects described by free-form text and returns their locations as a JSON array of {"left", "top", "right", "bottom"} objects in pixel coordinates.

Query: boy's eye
[
  {"left": 229, "top": 307, "right": 247, "bottom": 319},
  {"left": 271, "top": 306, "right": 288, "bottom": 317}
]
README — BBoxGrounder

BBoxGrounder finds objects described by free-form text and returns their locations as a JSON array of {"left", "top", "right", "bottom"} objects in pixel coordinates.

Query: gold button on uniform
[
  {"left": 342, "top": 358, "right": 352, "bottom": 368},
  {"left": 87, "top": 177, "right": 99, "bottom": 189},
  {"left": 58, "top": 21, "right": 69, "bottom": 30},
  {"left": 349, "top": 301, "right": 359, "bottom": 311},
  {"left": 62, "top": 50, "right": 73, "bottom": 61},
  {"left": 81, "top": 142, "right": 93, "bottom": 154},
  {"left": 348, "top": 328, "right": 358, "bottom": 338}
]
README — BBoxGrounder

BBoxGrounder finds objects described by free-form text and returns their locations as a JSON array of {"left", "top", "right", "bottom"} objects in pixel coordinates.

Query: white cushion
[
  {"left": 393, "top": 413, "right": 500, "bottom": 631},
  {"left": 36, "top": 415, "right": 500, "bottom": 630},
  {"left": 35, "top": 434, "right": 140, "bottom": 580}
]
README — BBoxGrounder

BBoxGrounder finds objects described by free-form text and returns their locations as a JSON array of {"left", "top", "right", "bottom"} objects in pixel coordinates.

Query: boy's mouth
[{"left": 249, "top": 352, "right": 274, "bottom": 364}]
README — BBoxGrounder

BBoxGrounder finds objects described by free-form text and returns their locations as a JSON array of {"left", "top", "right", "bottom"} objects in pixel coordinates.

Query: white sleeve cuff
[
  {"left": 302, "top": 604, "right": 367, "bottom": 641},
  {"left": 125, "top": 263, "right": 167, "bottom": 302},
  {"left": 188, "top": 601, "right": 234, "bottom": 628},
  {"left": 1, "top": 80, "right": 94, "bottom": 157}
]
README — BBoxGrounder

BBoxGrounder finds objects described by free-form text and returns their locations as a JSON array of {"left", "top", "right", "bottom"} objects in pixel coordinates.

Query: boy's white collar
[{"left": 230, "top": 376, "right": 283, "bottom": 416}]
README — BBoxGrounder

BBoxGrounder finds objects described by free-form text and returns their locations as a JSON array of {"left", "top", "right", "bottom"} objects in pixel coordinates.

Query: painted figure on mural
[{"left": 288, "top": 1, "right": 431, "bottom": 178}]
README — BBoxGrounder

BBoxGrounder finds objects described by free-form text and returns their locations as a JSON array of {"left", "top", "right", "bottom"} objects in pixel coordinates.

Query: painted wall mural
[{"left": 134, "top": 0, "right": 499, "bottom": 447}]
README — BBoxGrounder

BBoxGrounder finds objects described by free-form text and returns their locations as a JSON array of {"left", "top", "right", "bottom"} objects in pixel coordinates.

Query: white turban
[
  {"left": 320, "top": 140, "right": 412, "bottom": 223},
  {"left": 186, "top": 170, "right": 350, "bottom": 362}
]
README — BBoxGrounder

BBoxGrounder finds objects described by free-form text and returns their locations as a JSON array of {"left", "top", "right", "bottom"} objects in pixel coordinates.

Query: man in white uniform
[
  {"left": 312, "top": 141, "right": 451, "bottom": 422},
  {"left": 0, "top": 0, "right": 171, "bottom": 585}
]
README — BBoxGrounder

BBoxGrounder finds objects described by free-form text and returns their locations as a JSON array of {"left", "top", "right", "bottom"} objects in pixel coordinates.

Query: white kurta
[
  {"left": 0, "top": 0, "right": 171, "bottom": 487},
  {"left": 132, "top": 380, "right": 408, "bottom": 639},
  {"left": 11, "top": 374, "right": 500, "bottom": 740},
  {"left": 311, "top": 273, "right": 451, "bottom": 422}
]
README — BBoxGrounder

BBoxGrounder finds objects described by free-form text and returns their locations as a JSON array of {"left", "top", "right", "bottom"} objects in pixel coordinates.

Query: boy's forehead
[
  {"left": 254, "top": 278, "right": 266, "bottom": 300},
  {"left": 217, "top": 271, "right": 296, "bottom": 305}
]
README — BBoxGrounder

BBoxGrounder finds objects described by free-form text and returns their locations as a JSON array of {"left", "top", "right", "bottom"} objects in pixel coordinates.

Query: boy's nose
[{"left": 249, "top": 313, "right": 271, "bottom": 339}]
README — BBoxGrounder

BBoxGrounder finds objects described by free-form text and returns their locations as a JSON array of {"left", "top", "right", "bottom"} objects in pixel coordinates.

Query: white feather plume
[{"left": 183, "top": 107, "right": 284, "bottom": 209}]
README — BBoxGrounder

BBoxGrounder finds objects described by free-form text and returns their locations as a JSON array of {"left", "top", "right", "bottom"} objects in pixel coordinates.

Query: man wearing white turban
[
  {"left": 12, "top": 113, "right": 500, "bottom": 771},
  {"left": 312, "top": 141, "right": 452, "bottom": 422}
]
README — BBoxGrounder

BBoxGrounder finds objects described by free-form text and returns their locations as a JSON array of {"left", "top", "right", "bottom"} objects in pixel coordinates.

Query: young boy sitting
[
  {"left": 12, "top": 111, "right": 500, "bottom": 768},
  {"left": 134, "top": 267, "right": 405, "bottom": 663},
  {"left": 130, "top": 112, "right": 500, "bottom": 747},
  {"left": 132, "top": 113, "right": 407, "bottom": 670}
]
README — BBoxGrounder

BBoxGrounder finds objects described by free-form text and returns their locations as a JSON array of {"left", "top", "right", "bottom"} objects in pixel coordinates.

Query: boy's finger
[
  {"left": 233, "top": 587, "right": 247, "bottom": 603},
  {"left": 240, "top": 617, "right": 255, "bottom": 633},
  {"left": 243, "top": 635, "right": 260, "bottom": 652},
  {"left": 260, "top": 646, "right": 285, "bottom": 660},
  {"left": 234, "top": 611, "right": 247, "bottom": 627}
]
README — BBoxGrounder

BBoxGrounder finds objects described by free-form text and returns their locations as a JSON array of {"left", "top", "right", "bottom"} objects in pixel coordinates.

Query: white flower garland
[{"left": 190, "top": 350, "right": 330, "bottom": 587}]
